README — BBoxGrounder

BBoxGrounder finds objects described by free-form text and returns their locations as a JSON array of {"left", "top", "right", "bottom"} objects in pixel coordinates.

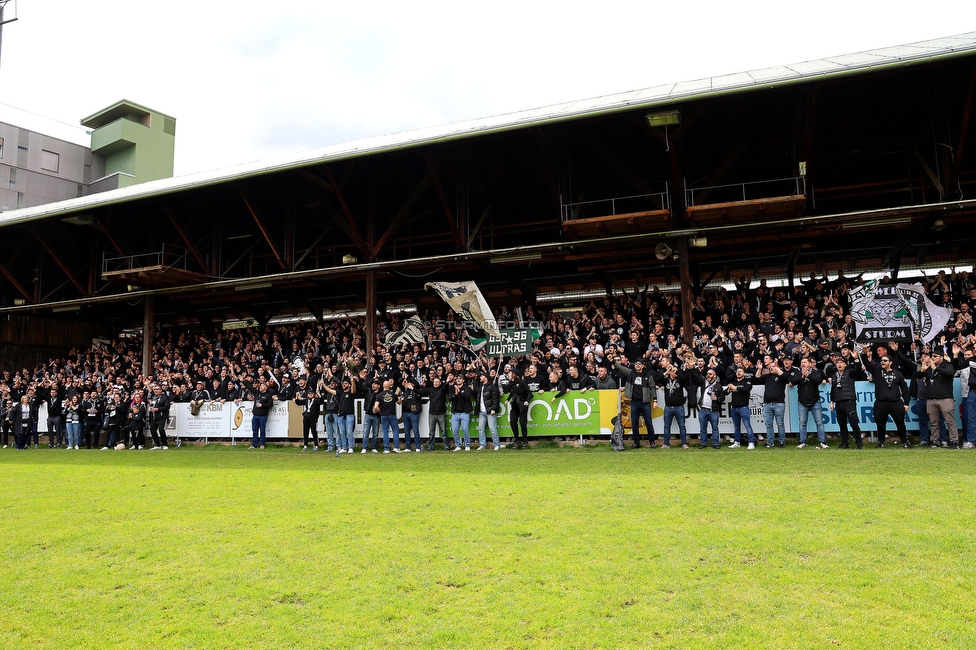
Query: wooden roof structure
[{"left": 0, "top": 32, "right": 975, "bottom": 363}]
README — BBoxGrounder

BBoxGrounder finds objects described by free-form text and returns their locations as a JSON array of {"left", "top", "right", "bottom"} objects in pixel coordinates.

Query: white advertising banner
[{"left": 174, "top": 401, "right": 291, "bottom": 440}]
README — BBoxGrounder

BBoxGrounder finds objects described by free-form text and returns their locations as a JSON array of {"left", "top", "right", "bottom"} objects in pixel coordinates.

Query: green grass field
[{"left": 2, "top": 444, "right": 975, "bottom": 649}]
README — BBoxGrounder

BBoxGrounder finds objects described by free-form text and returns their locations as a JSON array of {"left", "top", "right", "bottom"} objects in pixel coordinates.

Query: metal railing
[
  {"left": 102, "top": 244, "right": 192, "bottom": 275},
  {"left": 685, "top": 175, "right": 806, "bottom": 207},
  {"left": 560, "top": 189, "right": 670, "bottom": 222}
]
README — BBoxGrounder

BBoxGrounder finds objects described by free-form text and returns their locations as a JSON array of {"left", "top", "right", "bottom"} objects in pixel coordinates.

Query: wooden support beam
[
  {"left": 533, "top": 128, "right": 561, "bottom": 210},
  {"left": 695, "top": 269, "right": 719, "bottom": 294},
  {"left": 223, "top": 239, "right": 260, "bottom": 276},
  {"left": 238, "top": 188, "right": 286, "bottom": 269},
  {"left": 424, "top": 154, "right": 465, "bottom": 251},
  {"left": 914, "top": 151, "right": 944, "bottom": 198},
  {"left": 142, "top": 295, "right": 155, "bottom": 374},
  {"left": 373, "top": 173, "right": 431, "bottom": 258},
  {"left": 466, "top": 205, "right": 492, "bottom": 251},
  {"left": 293, "top": 228, "right": 331, "bottom": 269},
  {"left": 162, "top": 204, "right": 209, "bottom": 274},
  {"left": 30, "top": 228, "right": 86, "bottom": 295},
  {"left": 800, "top": 85, "right": 818, "bottom": 187},
  {"left": 786, "top": 249, "right": 798, "bottom": 297},
  {"left": 672, "top": 103, "right": 706, "bottom": 142},
  {"left": 306, "top": 302, "right": 323, "bottom": 323},
  {"left": 668, "top": 140, "right": 686, "bottom": 228},
  {"left": 691, "top": 129, "right": 754, "bottom": 204},
  {"left": 586, "top": 135, "right": 655, "bottom": 197},
  {"left": 0, "top": 232, "right": 33, "bottom": 301},
  {"left": 678, "top": 238, "right": 694, "bottom": 345},
  {"left": 365, "top": 269, "right": 377, "bottom": 353},
  {"left": 323, "top": 169, "right": 371, "bottom": 260},
  {"left": 297, "top": 169, "right": 335, "bottom": 194},
  {"left": 92, "top": 218, "right": 128, "bottom": 257},
  {"left": 948, "top": 64, "right": 976, "bottom": 197},
  {"left": 0, "top": 260, "right": 31, "bottom": 301}
]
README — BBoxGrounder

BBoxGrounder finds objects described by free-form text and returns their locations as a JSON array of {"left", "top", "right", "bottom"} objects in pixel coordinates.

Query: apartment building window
[
  {"left": 8, "top": 167, "right": 15, "bottom": 188},
  {"left": 0, "top": 136, "right": 4, "bottom": 159},
  {"left": 40, "top": 150, "right": 60, "bottom": 173},
  {"left": 17, "top": 192, "right": 24, "bottom": 209},
  {"left": 17, "top": 145, "right": 27, "bottom": 166}
]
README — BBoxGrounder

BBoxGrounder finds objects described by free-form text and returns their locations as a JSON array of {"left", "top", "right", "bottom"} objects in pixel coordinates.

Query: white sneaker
[
  {"left": 2, "top": 445, "right": 6, "bottom": 448},
  {"left": 729, "top": 442, "right": 740, "bottom": 449},
  {"left": 383, "top": 450, "right": 390, "bottom": 454},
  {"left": 138, "top": 446, "right": 144, "bottom": 450},
  {"left": 453, "top": 447, "right": 463, "bottom": 452},
  {"left": 162, "top": 446, "right": 168, "bottom": 450},
  {"left": 494, "top": 444, "right": 503, "bottom": 451},
  {"left": 371, "top": 449, "right": 378, "bottom": 453},
  {"left": 747, "top": 443, "right": 755, "bottom": 450},
  {"left": 302, "top": 446, "right": 307, "bottom": 452},
  {"left": 415, "top": 448, "right": 421, "bottom": 453},
  {"left": 129, "top": 445, "right": 137, "bottom": 450},
  {"left": 818, "top": 442, "right": 830, "bottom": 449},
  {"left": 150, "top": 446, "right": 160, "bottom": 451},
  {"left": 465, "top": 446, "right": 471, "bottom": 451},
  {"left": 796, "top": 443, "right": 806, "bottom": 449},
  {"left": 101, "top": 446, "right": 109, "bottom": 450},
  {"left": 313, "top": 446, "right": 318, "bottom": 452},
  {"left": 392, "top": 448, "right": 401, "bottom": 453},
  {"left": 361, "top": 448, "right": 367, "bottom": 454},
  {"left": 963, "top": 442, "right": 975, "bottom": 449},
  {"left": 477, "top": 446, "right": 485, "bottom": 451}
]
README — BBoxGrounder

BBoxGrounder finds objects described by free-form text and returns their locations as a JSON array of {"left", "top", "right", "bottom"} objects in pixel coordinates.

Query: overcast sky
[{"left": 0, "top": 1, "right": 973, "bottom": 176}]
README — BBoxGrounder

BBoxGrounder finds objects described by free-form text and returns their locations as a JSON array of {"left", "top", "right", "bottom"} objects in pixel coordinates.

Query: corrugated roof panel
[
  {"left": 629, "top": 83, "right": 678, "bottom": 103},
  {"left": 823, "top": 51, "right": 893, "bottom": 67},
  {"left": 669, "top": 77, "right": 713, "bottom": 97},
  {"left": 784, "top": 59, "right": 848, "bottom": 75},
  {"left": 710, "top": 71, "right": 761, "bottom": 91},
  {"left": 748, "top": 65, "right": 803, "bottom": 83}
]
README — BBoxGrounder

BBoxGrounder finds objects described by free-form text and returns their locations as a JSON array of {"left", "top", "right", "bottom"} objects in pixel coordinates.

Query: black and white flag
[
  {"left": 851, "top": 278, "right": 952, "bottom": 344},
  {"left": 425, "top": 280, "right": 500, "bottom": 338},
  {"left": 895, "top": 283, "right": 953, "bottom": 344},
  {"left": 384, "top": 316, "right": 427, "bottom": 348}
]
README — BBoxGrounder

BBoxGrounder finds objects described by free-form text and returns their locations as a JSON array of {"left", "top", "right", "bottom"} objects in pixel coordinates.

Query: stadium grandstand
[{"left": 0, "top": 32, "right": 974, "bottom": 379}]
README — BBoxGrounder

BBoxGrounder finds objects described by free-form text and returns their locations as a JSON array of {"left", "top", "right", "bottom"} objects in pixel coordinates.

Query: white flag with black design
[
  {"left": 425, "top": 280, "right": 500, "bottom": 338},
  {"left": 895, "top": 283, "right": 954, "bottom": 344},
  {"left": 384, "top": 316, "right": 427, "bottom": 348}
]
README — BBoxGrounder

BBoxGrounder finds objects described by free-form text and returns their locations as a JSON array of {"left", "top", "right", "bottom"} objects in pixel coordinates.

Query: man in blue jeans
[
  {"left": 373, "top": 379, "right": 401, "bottom": 453},
  {"left": 450, "top": 375, "right": 473, "bottom": 451},
  {"left": 962, "top": 348, "right": 976, "bottom": 448},
  {"left": 474, "top": 372, "right": 502, "bottom": 450},
  {"left": 659, "top": 357, "right": 689, "bottom": 448},
  {"left": 613, "top": 357, "right": 656, "bottom": 448},
  {"left": 360, "top": 378, "right": 382, "bottom": 453},
  {"left": 725, "top": 367, "right": 755, "bottom": 448},
  {"left": 698, "top": 369, "right": 721, "bottom": 449},
  {"left": 400, "top": 377, "right": 423, "bottom": 452},
  {"left": 757, "top": 356, "right": 790, "bottom": 448},
  {"left": 248, "top": 381, "right": 275, "bottom": 449},
  {"left": 795, "top": 357, "right": 828, "bottom": 448}
]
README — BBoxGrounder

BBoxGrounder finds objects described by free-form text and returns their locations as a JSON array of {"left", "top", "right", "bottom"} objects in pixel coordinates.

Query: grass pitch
[{"left": 2, "top": 443, "right": 975, "bottom": 649}]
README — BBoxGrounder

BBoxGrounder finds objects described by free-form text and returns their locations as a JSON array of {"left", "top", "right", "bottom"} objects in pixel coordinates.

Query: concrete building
[
  {"left": 0, "top": 99, "right": 175, "bottom": 211},
  {"left": 81, "top": 100, "right": 176, "bottom": 192}
]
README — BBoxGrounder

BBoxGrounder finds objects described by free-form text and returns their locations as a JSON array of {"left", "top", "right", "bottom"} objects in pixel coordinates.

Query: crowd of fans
[{"left": 2, "top": 268, "right": 975, "bottom": 452}]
